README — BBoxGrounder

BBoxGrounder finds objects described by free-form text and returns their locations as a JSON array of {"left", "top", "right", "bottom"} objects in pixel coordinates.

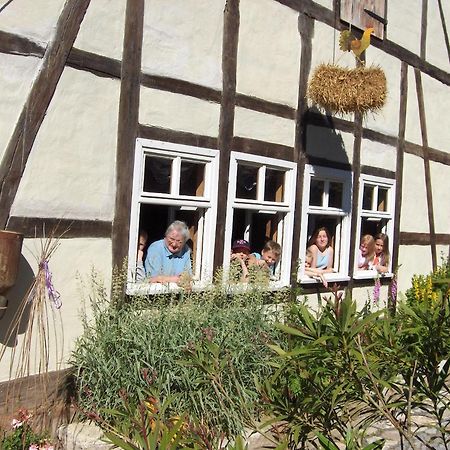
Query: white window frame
[
  {"left": 299, "top": 164, "right": 352, "bottom": 285},
  {"left": 223, "top": 152, "right": 297, "bottom": 288},
  {"left": 353, "top": 174, "right": 395, "bottom": 279},
  {"left": 127, "top": 139, "right": 219, "bottom": 294}
]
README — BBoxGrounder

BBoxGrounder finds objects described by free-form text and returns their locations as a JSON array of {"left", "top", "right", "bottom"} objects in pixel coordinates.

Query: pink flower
[
  {"left": 29, "top": 445, "right": 39, "bottom": 450},
  {"left": 11, "top": 418, "right": 22, "bottom": 428},
  {"left": 373, "top": 277, "right": 381, "bottom": 306}
]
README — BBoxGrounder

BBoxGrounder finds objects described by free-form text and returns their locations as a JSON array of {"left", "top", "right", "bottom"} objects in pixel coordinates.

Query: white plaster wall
[
  {"left": 0, "top": 238, "right": 112, "bottom": 381},
  {"left": 360, "top": 140, "right": 396, "bottom": 173},
  {"left": 140, "top": 87, "right": 220, "bottom": 137},
  {"left": 426, "top": 1, "right": 450, "bottom": 72},
  {"left": 397, "top": 245, "right": 433, "bottom": 293},
  {"left": 400, "top": 153, "right": 429, "bottom": 233},
  {"left": 305, "top": 125, "right": 353, "bottom": 165},
  {"left": 405, "top": 67, "right": 422, "bottom": 146},
  {"left": 237, "top": 0, "right": 300, "bottom": 107},
  {"left": 437, "top": 245, "right": 450, "bottom": 266},
  {"left": 11, "top": 67, "right": 119, "bottom": 221},
  {"left": 313, "top": 0, "right": 333, "bottom": 9},
  {"left": 0, "top": 54, "right": 41, "bottom": 163},
  {"left": 387, "top": 1, "right": 421, "bottom": 56},
  {"left": 142, "top": 0, "right": 223, "bottom": 89},
  {"left": 0, "top": 0, "right": 65, "bottom": 43},
  {"left": 352, "top": 284, "right": 389, "bottom": 310},
  {"left": 430, "top": 161, "right": 450, "bottom": 235},
  {"left": 73, "top": 0, "right": 126, "bottom": 60},
  {"left": 421, "top": 73, "right": 450, "bottom": 151},
  {"left": 363, "top": 48, "right": 401, "bottom": 137},
  {"left": 233, "top": 107, "right": 295, "bottom": 147}
]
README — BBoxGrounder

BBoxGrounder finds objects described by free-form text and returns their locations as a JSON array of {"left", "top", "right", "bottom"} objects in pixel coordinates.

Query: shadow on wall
[
  {"left": 304, "top": 107, "right": 350, "bottom": 166},
  {"left": 0, "top": 255, "right": 35, "bottom": 347}
]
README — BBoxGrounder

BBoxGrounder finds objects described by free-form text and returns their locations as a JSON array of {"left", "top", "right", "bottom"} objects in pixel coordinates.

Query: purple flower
[
  {"left": 373, "top": 277, "right": 381, "bottom": 306},
  {"left": 389, "top": 276, "right": 398, "bottom": 306}
]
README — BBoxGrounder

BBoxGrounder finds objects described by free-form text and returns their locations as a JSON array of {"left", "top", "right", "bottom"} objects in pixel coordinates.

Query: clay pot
[{"left": 0, "top": 230, "right": 24, "bottom": 319}]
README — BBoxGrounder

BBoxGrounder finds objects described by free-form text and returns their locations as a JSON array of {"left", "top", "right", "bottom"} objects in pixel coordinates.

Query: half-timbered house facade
[{"left": 0, "top": 0, "right": 449, "bottom": 378}]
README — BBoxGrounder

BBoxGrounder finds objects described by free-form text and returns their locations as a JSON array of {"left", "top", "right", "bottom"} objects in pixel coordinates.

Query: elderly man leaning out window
[{"left": 136, "top": 220, "right": 192, "bottom": 284}]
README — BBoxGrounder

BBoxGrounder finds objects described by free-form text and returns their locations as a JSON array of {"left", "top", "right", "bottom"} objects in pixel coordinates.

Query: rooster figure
[{"left": 339, "top": 27, "right": 374, "bottom": 63}]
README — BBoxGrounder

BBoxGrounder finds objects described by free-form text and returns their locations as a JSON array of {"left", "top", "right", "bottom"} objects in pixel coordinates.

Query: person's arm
[{"left": 309, "top": 245, "right": 319, "bottom": 268}]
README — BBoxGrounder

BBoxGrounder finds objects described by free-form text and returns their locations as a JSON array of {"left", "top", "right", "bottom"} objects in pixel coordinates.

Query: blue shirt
[{"left": 144, "top": 239, "right": 192, "bottom": 277}]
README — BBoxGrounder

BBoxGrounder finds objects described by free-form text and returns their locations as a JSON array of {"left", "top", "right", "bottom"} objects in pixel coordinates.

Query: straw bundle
[{"left": 307, "top": 63, "right": 387, "bottom": 115}]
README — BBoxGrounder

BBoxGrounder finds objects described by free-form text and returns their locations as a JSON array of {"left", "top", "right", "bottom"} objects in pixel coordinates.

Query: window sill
[
  {"left": 299, "top": 273, "right": 351, "bottom": 285},
  {"left": 353, "top": 271, "right": 393, "bottom": 280}
]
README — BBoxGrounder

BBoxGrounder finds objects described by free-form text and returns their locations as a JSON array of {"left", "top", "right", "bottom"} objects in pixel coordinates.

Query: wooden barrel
[{"left": 0, "top": 230, "right": 24, "bottom": 294}]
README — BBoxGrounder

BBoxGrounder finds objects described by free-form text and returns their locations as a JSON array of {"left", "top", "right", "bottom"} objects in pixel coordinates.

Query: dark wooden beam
[
  {"left": 273, "top": 0, "right": 450, "bottom": 87},
  {"left": 235, "top": 94, "right": 296, "bottom": 119},
  {"left": 213, "top": 0, "right": 240, "bottom": 270},
  {"left": 6, "top": 217, "right": 111, "bottom": 238},
  {"left": 291, "top": 12, "right": 314, "bottom": 285},
  {"left": 111, "top": 0, "right": 144, "bottom": 270},
  {"left": 360, "top": 165, "right": 395, "bottom": 180},
  {"left": 0, "top": 0, "right": 91, "bottom": 230},
  {"left": 67, "top": 47, "right": 121, "bottom": 79},
  {"left": 437, "top": 0, "right": 450, "bottom": 63},
  {"left": 138, "top": 124, "right": 218, "bottom": 150},
  {"left": 141, "top": 73, "right": 221, "bottom": 103},
  {"left": 414, "top": 68, "right": 437, "bottom": 269},
  {"left": 232, "top": 136, "right": 294, "bottom": 161},
  {"left": 392, "top": 62, "right": 408, "bottom": 272},
  {"left": 0, "top": 30, "right": 45, "bottom": 57},
  {"left": 400, "top": 232, "right": 450, "bottom": 246}
]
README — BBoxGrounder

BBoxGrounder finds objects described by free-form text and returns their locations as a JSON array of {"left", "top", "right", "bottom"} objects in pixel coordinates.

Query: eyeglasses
[{"left": 166, "top": 236, "right": 183, "bottom": 245}]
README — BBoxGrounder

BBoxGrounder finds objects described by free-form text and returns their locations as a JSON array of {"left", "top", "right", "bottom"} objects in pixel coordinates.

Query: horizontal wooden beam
[
  {"left": 138, "top": 124, "right": 218, "bottom": 149},
  {"left": 6, "top": 217, "right": 111, "bottom": 238},
  {"left": 0, "top": 30, "right": 45, "bottom": 57},
  {"left": 67, "top": 47, "right": 121, "bottom": 78},
  {"left": 400, "top": 232, "right": 450, "bottom": 246},
  {"left": 360, "top": 165, "right": 396, "bottom": 179},
  {"left": 232, "top": 136, "right": 294, "bottom": 160},
  {"left": 235, "top": 93, "right": 296, "bottom": 119}
]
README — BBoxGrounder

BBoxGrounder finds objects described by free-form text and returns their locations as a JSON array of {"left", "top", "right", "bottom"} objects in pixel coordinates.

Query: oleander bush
[{"left": 71, "top": 272, "right": 289, "bottom": 436}]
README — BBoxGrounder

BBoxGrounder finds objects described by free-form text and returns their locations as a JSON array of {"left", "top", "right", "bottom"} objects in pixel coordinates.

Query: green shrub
[{"left": 71, "top": 276, "right": 288, "bottom": 436}]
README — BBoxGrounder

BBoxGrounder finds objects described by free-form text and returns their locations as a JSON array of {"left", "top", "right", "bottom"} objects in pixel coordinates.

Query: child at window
[
  {"left": 371, "top": 233, "right": 390, "bottom": 273},
  {"left": 135, "top": 229, "right": 148, "bottom": 282},
  {"left": 306, "top": 227, "right": 334, "bottom": 287},
  {"left": 248, "top": 240, "right": 282, "bottom": 280},
  {"left": 357, "top": 234, "right": 375, "bottom": 270},
  {"left": 230, "top": 239, "right": 251, "bottom": 282}
]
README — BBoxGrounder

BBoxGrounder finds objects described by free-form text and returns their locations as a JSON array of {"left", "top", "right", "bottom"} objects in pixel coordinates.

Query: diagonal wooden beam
[
  {"left": 0, "top": 0, "right": 91, "bottom": 229},
  {"left": 111, "top": 0, "right": 144, "bottom": 270},
  {"left": 437, "top": 0, "right": 450, "bottom": 64}
]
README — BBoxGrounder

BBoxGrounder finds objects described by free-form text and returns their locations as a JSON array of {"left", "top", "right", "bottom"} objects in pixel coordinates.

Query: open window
[
  {"left": 127, "top": 139, "right": 219, "bottom": 292},
  {"left": 224, "top": 152, "right": 297, "bottom": 286},
  {"left": 354, "top": 174, "right": 395, "bottom": 278},
  {"left": 299, "top": 165, "right": 352, "bottom": 284}
]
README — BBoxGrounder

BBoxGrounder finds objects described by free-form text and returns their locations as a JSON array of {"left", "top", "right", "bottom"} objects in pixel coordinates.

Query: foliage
[
  {"left": 71, "top": 271, "right": 289, "bottom": 437},
  {"left": 1, "top": 409, "right": 53, "bottom": 450}
]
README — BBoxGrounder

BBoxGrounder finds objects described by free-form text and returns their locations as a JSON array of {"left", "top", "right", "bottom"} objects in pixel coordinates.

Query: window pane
[
  {"left": 309, "top": 179, "right": 324, "bottom": 206},
  {"left": 180, "top": 161, "right": 205, "bottom": 197},
  {"left": 143, "top": 156, "right": 172, "bottom": 193},
  {"left": 329, "top": 182, "right": 343, "bottom": 208},
  {"left": 236, "top": 164, "right": 258, "bottom": 200},
  {"left": 377, "top": 188, "right": 388, "bottom": 212},
  {"left": 265, "top": 169, "right": 285, "bottom": 202},
  {"left": 362, "top": 185, "right": 374, "bottom": 210}
]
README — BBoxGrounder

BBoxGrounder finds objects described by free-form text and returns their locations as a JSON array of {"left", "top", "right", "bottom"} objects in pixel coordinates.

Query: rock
[{"left": 58, "top": 422, "right": 114, "bottom": 450}]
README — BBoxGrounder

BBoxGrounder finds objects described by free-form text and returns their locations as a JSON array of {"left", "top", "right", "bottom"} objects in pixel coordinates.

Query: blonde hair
[
  {"left": 262, "top": 240, "right": 281, "bottom": 258},
  {"left": 360, "top": 234, "right": 375, "bottom": 258}
]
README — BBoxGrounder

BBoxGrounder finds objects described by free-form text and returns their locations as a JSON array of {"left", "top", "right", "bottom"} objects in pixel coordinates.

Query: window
[
  {"left": 127, "top": 139, "right": 219, "bottom": 292},
  {"left": 354, "top": 174, "right": 395, "bottom": 278},
  {"left": 299, "top": 165, "right": 352, "bottom": 284},
  {"left": 224, "top": 153, "right": 297, "bottom": 286}
]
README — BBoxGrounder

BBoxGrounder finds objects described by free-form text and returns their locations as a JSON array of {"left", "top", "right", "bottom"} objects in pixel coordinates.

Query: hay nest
[{"left": 307, "top": 63, "right": 387, "bottom": 115}]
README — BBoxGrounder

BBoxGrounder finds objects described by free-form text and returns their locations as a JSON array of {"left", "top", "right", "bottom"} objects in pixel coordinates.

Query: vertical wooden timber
[
  {"left": 347, "top": 112, "right": 362, "bottom": 290},
  {"left": 290, "top": 12, "right": 314, "bottom": 285},
  {"left": 111, "top": 0, "right": 144, "bottom": 270},
  {"left": 213, "top": 0, "right": 240, "bottom": 270},
  {"left": 0, "top": 0, "right": 91, "bottom": 229},
  {"left": 414, "top": 69, "right": 437, "bottom": 269},
  {"left": 392, "top": 62, "right": 408, "bottom": 272}
]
